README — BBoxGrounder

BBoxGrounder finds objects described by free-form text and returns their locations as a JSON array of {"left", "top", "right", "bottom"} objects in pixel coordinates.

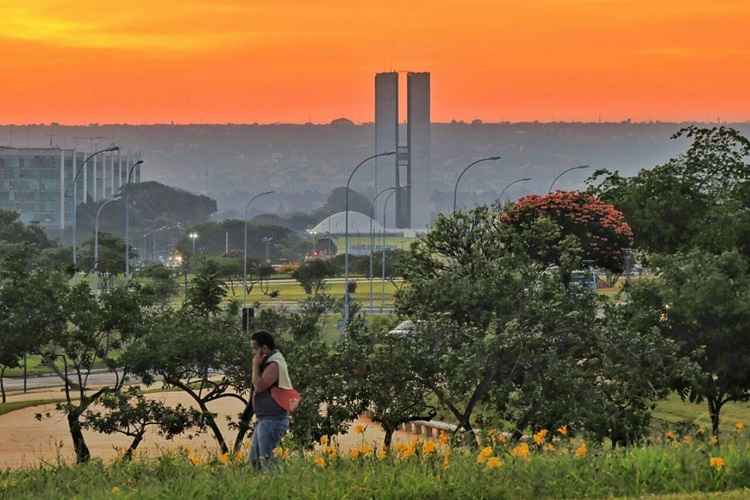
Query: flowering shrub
[{"left": 501, "top": 191, "right": 633, "bottom": 273}]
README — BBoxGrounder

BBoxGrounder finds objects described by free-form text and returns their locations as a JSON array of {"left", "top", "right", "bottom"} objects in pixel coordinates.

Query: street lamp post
[
  {"left": 344, "top": 151, "right": 396, "bottom": 327},
  {"left": 94, "top": 197, "right": 121, "bottom": 272},
  {"left": 72, "top": 145, "right": 119, "bottom": 267},
  {"left": 548, "top": 165, "right": 591, "bottom": 193},
  {"left": 381, "top": 190, "right": 397, "bottom": 313},
  {"left": 189, "top": 232, "right": 199, "bottom": 255},
  {"left": 124, "top": 159, "right": 144, "bottom": 277},
  {"left": 452, "top": 156, "right": 502, "bottom": 213},
  {"left": 262, "top": 236, "right": 273, "bottom": 263},
  {"left": 369, "top": 186, "right": 400, "bottom": 311},
  {"left": 243, "top": 191, "right": 274, "bottom": 303},
  {"left": 498, "top": 177, "right": 532, "bottom": 205}
]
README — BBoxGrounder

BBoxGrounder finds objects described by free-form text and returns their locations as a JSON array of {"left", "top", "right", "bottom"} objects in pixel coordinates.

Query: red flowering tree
[{"left": 500, "top": 191, "right": 633, "bottom": 273}]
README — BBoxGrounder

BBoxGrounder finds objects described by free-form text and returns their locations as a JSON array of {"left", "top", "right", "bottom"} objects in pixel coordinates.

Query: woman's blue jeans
[{"left": 249, "top": 416, "right": 289, "bottom": 470}]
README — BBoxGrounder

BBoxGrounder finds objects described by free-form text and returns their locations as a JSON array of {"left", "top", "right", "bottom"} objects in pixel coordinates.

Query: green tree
[
  {"left": 82, "top": 386, "right": 205, "bottom": 460},
  {"left": 318, "top": 187, "right": 373, "bottom": 217},
  {"left": 395, "top": 207, "right": 530, "bottom": 445},
  {"left": 136, "top": 263, "right": 179, "bottom": 304},
  {"left": 40, "top": 282, "right": 152, "bottom": 463},
  {"left": 629, "top": 250, "right": 750, "bottom": 437},
  {"left": 186, "top": 260, "right": 227, "bottom": 316},
  {"left": 342, "top": 319, "right": 436, "bottom": 449},
  {"left": 0, "top": 245, "right": 66, "bottom": 402},
  {"left": 496, "top": 272, "right": 688, "bottom": 446},
  {"left": 588, "top": 126, "right": 750, "bottom": 256},
  {"left": 0, "top": 209, "right": 55, "bottom": 249},
  {"left": 292, "top": 259, "right": 335, "bottom": 294},
  {"left": 125, "top": 307, "right": 254, "bottom": 454},
  {"left": 78, "top": 232, "right": 135, "bottom": 279}
]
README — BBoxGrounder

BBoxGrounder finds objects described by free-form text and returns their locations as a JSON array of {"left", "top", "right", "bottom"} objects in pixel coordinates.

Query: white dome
[{"left": 309, "top": 211, "right": 384, "bottom": 235}]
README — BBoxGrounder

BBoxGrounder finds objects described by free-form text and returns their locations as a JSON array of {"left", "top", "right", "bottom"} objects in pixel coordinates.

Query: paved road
[{"left": 3, "top": 370, "right": 143, "bottom": 393}]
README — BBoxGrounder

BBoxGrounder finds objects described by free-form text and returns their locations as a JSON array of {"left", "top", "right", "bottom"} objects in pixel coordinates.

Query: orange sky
[{"left": 1, "top": 0, "right": 749, "bottom": 124}]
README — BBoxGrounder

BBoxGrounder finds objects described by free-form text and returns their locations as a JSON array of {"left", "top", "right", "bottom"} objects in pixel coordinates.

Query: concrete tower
[
  {"left": 374, "top": 72, "right": 398, "bottom": 201},
  {"left": 374, "top": 71, "right": 431, "bottom": 229},
  {"left": 407, "top": 72, "right": 431, "bottom": 228}
]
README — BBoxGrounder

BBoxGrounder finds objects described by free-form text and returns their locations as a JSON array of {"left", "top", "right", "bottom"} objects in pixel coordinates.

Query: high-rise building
[
  {"left": 374, "top": 72, "right": 398, "bottom": 202},
  {"left": 407, "top": 72, "right": 431, "bottom": 228},
  {"left": 374, "top": 71, "right": 431, "bottom": 229},
  {"left": 0, "top": 146, "right": 141, "bottom": 237}
]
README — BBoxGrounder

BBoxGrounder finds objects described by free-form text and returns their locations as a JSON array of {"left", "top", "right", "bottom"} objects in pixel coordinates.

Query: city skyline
[{"left": 1, "top": 1, "right": 749, "bottom": 124}]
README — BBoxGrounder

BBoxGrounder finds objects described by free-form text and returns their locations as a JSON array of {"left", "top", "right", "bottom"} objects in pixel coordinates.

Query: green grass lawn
[
  {"left": 654, "top": 394, "right": 750, "bottom": 434},
  {"left": 0, "top": 399, "right": 64, "bottom": 417},
  {"left": 224, "top": 278, "right": 401, "bottom": 304},
  {"left": 332, "top": 235, "right": 416, "bottom": 254}
]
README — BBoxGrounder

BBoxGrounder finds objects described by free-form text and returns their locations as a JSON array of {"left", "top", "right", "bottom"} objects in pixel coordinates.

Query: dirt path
[{"left": 0, "top": 392, "right": 413, "bottom": 469}]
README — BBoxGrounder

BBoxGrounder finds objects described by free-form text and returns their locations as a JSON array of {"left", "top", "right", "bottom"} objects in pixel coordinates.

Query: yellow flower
[
  {"left": 533, "top": 429, "right": 549, "bottom": 446},
  {"left": 350, "top": 447, "right": 361, "bottom": 460},
  {"left": 320, "top": 435, "right": 329, "bottom": 446},
  {"left": 511, "top": 442, "right": 530, "bottom": 461},
  {"left": 234, "top": 451, "right": 247, "bottom": 463},
  {"left": 353, "top": 423, "right": 366, "bottom": 435},
  {"left": 217, "top": 453, "right": 230, "bottom": 465},
  {"left": 735, "top": 422, "right": 746, "bottom": 432},
  {"left": 485, "top": 457, "right": 503, "bottom": 470},
  {"left": 111, "top": 486, "right": 121, "bottom": 495},
  {"left": 273, "top": 447, "right": 289, "bottom": 460},
  {"left": 710, "top": 456, "right": 726, "bottom": 471},
  {"left": 314, "top": 455, "right": 326, "bottom": 468},
  {"left": 442, "top": 454, "right": 450, "bottom": 470},
  {"left": 575, "top": 442, "right": 588, "bottom": 458},
  {"left": 187, "top": 451, "right": 201, "bottom": 466},
  {"left": 439, "top": 432, "right": 450, "bottom": 446},
  {"left": 665, "top": 431, "right": 676, "bottom": 441},
  {"left": 557, "top": 425, "right": 569, "bottom": 436},
  {"left": 396, "top": 442, "right": 416, "bottom": 460},
  {"left": 422, "top": 441, "right": 437, "bottom": 456},
  {"left": 360, "top": 443, "right": 374, "bottom": 457},
  {"left": 476, "top": 446, "right": 494, "bottom": 464},
  {"left": 377, "top": 447, "right": 387, "bottom": 461}
]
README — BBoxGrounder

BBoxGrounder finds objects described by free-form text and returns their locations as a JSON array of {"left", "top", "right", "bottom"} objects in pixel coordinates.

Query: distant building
[
  {"left": 374, "top": 71, "right": 431, "bottom": 229},
  {"left": 375, "top": 72, "right": 399, "bottom": 207},
  {"left": 0, "top": 146, "right": 141, "bottom": 235},
  {"left": 407, "top": 72, "right": 431, "bottom": 228}
]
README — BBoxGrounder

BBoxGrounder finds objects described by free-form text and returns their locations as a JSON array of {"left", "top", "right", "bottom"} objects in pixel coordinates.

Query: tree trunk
[
  {"left": 383, "top": 427, "right": 395, "bottom": 451},
  {"left": 171, "top": 379, "right": 229, "bottom": 454},
  {"left": 124, "top": 432, "right": 144, "bottom": 460},
  {"left": 67, "top": 412, "right": 91, "bottom": 463},
  {"left": 709, "top": 397, "right": 722, "bottom": 439},
  {"left": 460, "top": 419, "right": 478, "bottom": 449},
  {"left": 233, "top": 401, "right": 254, "bottom": 453},
  {"left": 1, "top": 367, "right": 6, "bottom": 404},
  {"left": 204, "top": 409, "right": 229, "bottom": 454}
]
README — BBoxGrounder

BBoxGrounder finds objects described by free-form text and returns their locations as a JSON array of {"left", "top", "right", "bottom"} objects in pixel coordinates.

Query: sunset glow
[{"left": 2, "top": 0, "right": 749, "bottom": 124}]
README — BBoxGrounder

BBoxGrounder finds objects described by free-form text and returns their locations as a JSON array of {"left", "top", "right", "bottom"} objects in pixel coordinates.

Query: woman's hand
[{"left": 253, "top": 352, "right": 265, "bottom": 368}]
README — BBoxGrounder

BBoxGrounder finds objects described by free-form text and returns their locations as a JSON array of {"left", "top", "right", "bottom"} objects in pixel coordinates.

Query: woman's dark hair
[{"left": 251, "top": 330, "right": 276, "bottom": 350}]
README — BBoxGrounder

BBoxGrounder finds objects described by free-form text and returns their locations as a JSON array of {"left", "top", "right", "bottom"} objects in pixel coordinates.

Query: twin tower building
[{"left": 374, "top": 72, "right": 431, "bottom": 229}]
